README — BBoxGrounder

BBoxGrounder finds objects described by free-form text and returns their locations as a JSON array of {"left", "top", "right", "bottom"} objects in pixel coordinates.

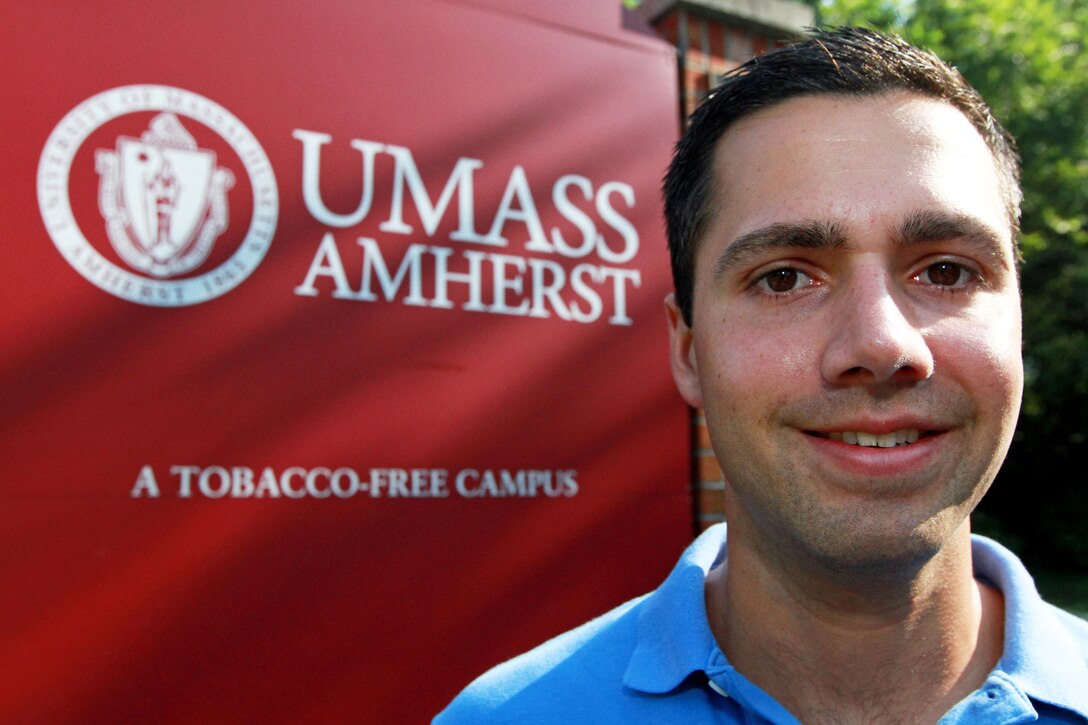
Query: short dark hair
[{"left": 664, "top": 26, "right": 1021, "bottom": 325}]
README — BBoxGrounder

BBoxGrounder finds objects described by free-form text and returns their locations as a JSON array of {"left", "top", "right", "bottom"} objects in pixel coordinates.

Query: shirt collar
[
  {"left": 623, "top": 523, "right": 725, "bottom": 693},
  {"left": 623, "top": 524, "right": 1088, "bottom": 721},
  {"left": 972, "top": 534, "right": 1088, "bottom": 716}
]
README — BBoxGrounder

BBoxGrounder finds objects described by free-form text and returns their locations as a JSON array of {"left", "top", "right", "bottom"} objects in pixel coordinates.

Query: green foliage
[{"left": 818, "top": 0, "right": 1088, "bottom": 568}]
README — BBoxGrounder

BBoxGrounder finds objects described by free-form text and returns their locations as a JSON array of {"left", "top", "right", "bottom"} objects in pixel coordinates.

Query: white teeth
[
  {"left": 828, "top": 429, "right": 922, "bottom": 447},
  {"left": 856, "top": 432, "right": 877, "bottom": 447},
  {"left": 897, "top": 429, "right": 920, "bottom": 444}
]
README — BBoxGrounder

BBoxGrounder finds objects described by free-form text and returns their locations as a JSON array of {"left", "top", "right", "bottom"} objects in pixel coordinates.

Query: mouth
[{"left": 805, "top": 429, "right": 939, "bottom": 448}]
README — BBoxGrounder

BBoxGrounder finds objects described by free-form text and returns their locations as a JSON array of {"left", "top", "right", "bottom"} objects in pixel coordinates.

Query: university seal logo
[
  {"left": 37, "top": 85, "right": 278, "bottom": 306},
  {"left": 96, "top": 113, "right": 234, "bottom": 278}
]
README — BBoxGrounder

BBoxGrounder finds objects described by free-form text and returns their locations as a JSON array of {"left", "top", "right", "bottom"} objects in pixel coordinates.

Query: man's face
[{"left": 667, "top": 93, "right": 1023, "bottom": 572}]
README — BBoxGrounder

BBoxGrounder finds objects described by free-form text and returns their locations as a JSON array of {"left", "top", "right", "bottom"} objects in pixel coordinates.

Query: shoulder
[
  {"left": 434, "top": 594, "right": 648, "bottom": 724},
  {"left": 1047, "top": 604, "right": 1088, "bottom": 659},
  {"left": 435, "top": 525, "right": 730, "bottom": 723}
]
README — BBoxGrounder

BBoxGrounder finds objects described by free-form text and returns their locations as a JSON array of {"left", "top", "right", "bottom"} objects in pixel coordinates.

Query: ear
[{"left": 665, "top": 293, "right": 703, "bottom": 408}]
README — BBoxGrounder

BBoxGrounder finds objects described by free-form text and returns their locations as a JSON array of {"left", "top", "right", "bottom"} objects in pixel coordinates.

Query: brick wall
[{"left": 652, "top": 10, "right": 784, "bottom": 120}]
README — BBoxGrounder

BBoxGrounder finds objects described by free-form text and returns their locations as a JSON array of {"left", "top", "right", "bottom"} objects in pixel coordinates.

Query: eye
[
  {"left": 915, "top": 261, "right": 978, "bottom": 289},
  {"left": 756, "top": 267, "right": 814, "bottom": 295}
]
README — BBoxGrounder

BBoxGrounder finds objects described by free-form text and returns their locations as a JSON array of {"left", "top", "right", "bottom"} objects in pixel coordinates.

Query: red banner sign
[{"left": 1, "top": 2, "right": 689, "bottom": 720}]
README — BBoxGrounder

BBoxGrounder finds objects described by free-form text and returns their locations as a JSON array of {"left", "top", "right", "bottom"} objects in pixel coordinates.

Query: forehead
[{"left": 705, "top": 92, "right": 1011, "bottom": 250}]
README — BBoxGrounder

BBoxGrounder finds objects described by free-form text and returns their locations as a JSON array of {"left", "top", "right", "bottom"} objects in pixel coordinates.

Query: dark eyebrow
[
  {"left": 712, "top": 220, "right": 847, "bottom": 279},
  {"left": 893, "top": 210, "right": 1012, "bottom": 266}
]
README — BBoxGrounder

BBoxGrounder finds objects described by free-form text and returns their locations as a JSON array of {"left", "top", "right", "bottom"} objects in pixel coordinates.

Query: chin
[{"left": 788, "top": 504, "right": 971, "bottom": 581}]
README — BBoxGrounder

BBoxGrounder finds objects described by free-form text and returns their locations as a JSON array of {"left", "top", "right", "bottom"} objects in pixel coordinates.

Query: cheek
[
  {"left": 696, "top": 320, "right": 823, "bottom": 411},
  {"left": 930, "top": 313, "right": 1024, "bottom": 411}
]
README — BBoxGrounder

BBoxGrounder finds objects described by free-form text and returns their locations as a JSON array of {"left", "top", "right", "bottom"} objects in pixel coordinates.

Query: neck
[{"left": 706, "top": 519, "right": 1004, "bottom": 725}]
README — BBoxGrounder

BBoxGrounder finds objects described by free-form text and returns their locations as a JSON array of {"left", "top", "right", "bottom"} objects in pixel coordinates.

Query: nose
[{"left": 821, "top": 274, "right": 935, "bottom": 386}]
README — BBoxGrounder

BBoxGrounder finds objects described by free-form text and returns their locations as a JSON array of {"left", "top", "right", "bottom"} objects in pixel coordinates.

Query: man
[{"left": 436, "top": 27, "right": 1088, "bottom": 724}]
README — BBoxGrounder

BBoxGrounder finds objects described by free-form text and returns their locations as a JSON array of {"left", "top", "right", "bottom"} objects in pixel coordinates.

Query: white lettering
[
  {"left": 431, "top": 247, "right": 487, "bottom": 311},
  {"left": 454, "top": 468, "right": 479, "bottom": 497},
  {"left": 594, "top": 181, "right": 639, "bottom": 264},
  {"left": 551, "top": 175, "right": 599, "bottom": 258},
  {"left": 602, "top": 267, "right": 640, "bottom": 326},
  {"left": 484, "top": 166, "right": 551, "bottom": 252},
  {"left": 358, "top": 238, "right": 428, "bottom": 306},
  {"left": 199, "top": 466, "right": 231, "bottom": 498},
  {"left": 231, "top": 467, "right": 255, "bottom": 498},
  {"left": 172, "top": 465, "right": 199, "bottom": 498},
  {"left": 330, "top": 468, "right": 359, "bottom": 498},
  {"left": 569, "top": 264, "right": 604, "bottom": 323},
  {"left": 380, "top": 146, "right": 487, "bottom": 242},
  {"left": 488, "top": 253, "right": 529, "bottom": 315},
  {"left": 306, "top": 468, "right": 331, "bottom": 498},
  {"left": 294, "top": 129, "right": 383, "bottom": 227},
  {"left": 559, "top": 469, "right": 579, "bottom": 496},
  {"left": 454, "top": 469, "right": 580, "bottom": 498},
  {"left": 295, "top": 232, "right": 354, "bottom": 298},
  {"left": 281, "top": 467, "right": 307, "bottom": 499},
  {"left": 144, "top": 465, "right": 569, "bottom": 500},
  {"left": 255, "top": 468, "right": 282, "bottom": 498},
  {"left": 131, "top": 465, "right": 160, "bottom": 498},
  {"left": 296, "top": 236, "right": 637, "bottom": 325},
  {"left": 528, "top": 258, "right": 572, "bottom": 321}
]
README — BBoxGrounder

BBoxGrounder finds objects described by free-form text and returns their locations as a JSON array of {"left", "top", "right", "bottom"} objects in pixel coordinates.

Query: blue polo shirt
[{"left": 435, "top": 524, "right": 1088, "bottom": 723}]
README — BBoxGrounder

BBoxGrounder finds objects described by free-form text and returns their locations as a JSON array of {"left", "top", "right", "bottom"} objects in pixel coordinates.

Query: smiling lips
[
  {"left": 802, "top": 427, "right": 946, "bottom": 479},
  {"left": 810, "top": 429, "right": 924, "bottom": 448}
]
